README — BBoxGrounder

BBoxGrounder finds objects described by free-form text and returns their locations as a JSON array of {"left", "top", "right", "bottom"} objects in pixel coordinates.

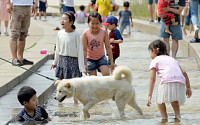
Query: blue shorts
[
  {"left": 63, "top": 6, "right": 75, "bottom": 14},
  {"left": 148, "top": 0, "right": 158, "bottom": 4},
  {"left": 86, "top": 56, "right": 108, "bottom": 73},
  {"left": 39, "top": 1, "right": 46, "bottom": 12},
  {"left": 159, "top": 21, "right": 182, "bottom": 40}
]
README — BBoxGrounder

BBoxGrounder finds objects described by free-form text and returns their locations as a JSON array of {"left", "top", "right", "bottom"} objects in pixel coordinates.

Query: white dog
[{"left": 54, "top": 66, "right": 143, "bottom": 119}]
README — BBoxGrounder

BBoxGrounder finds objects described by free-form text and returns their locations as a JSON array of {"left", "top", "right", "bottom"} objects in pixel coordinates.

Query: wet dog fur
[{"left": 54, "top": 66, "right": 143, "bottom": 119}]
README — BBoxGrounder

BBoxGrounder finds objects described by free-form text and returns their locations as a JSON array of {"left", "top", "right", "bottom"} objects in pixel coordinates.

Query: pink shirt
[
  {"left": 85, "top": 28, "right": 105, "bottom": 60},
  {"left": 149, "top": 55, "right": 185, "bottom": 85}
]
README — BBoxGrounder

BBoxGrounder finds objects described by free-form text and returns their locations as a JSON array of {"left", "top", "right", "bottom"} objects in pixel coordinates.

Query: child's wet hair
[
  {"left": 123, "top": 1, "right": 130, "bottom": 7},
  {"left": 87, "top": 12, "right": 102, "bottom": 23},
  {"left": 63, "top": 11, "right": 76, "bottom": 30},
  {"left": 80, "top": 5, "right": 85, "bottom": 11},
  {"left": 17, "top": 86, "right": 36, "bottom": 105},
  {"left": 148, "top": 39, "right": 168, "bottom": 56}
]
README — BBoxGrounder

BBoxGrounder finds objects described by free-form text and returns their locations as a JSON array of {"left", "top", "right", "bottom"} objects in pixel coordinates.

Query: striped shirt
[{"left": 18, "top": 105, "right": 48, "bottom": 121}]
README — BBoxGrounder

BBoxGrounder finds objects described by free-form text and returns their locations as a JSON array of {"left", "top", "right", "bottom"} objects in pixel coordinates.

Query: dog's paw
[{"left": 83, "top": 111, "right": 90, "bottom": 119}]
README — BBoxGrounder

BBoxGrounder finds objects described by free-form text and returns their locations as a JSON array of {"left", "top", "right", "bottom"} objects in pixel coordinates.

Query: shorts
[
  {"left": 10, "top": 6, "right": 31, "bottom": 41},
  {"left": 108, "top": 55, "right": 118, "bottom": 64},
  {"left": 156, "top": 82, "right": 186, "bottom": 105},
  {"left": 39, "top": 1, "right": 46, "bottom": 12},
  {"left": 148, "top": 0, "right": 158, "bottom": 4},
  {"left": 159, "top": 21, "right": 182, "bottom": 40},
  {"left": 86, "top": 56, "right": 108, "bottom": 73},
  {"left": 119, "top": 24, "right": 131, "bottom": 35},
  {"left": 63, "top": 6, "right": 75, "bottom": 14}
]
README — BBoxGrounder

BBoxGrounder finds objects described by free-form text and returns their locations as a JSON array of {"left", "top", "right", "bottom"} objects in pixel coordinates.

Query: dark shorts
[
  {"left": 39, "top": 1, "right": 46, "bottom": 12},
  {"left": 55, "top": 55, "right": 82, "bottom": 79},
  {"left": 148, "top": 0, "right": 158, "bottom": 4},
  {"left": 86, "top": 56, "right": 108, "bottom": 73},
  {"left": 63, "top": 6, "right": 75, "bottom": 14},
  {"left": 159, "top": 21, "right": 182, "bottom": 40}
]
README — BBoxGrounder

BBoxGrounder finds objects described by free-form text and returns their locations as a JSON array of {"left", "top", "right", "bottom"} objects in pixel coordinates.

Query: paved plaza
[{"left": 0, "top": 0, "right": 200, "bottom": 124}]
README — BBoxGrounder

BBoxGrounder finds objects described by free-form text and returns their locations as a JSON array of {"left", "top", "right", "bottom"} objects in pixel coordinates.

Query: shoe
[
  {"left": 20, "top": 59, "right": 34, "bottom": 65},
  {"left": 194, "top": 26, "right": 199, "bottom": 39},
  {"left": 12, "top": 59, "right": 23, "bottom": 66},
  {"left": 149, "top": 19, "right": 154, "bottom": 23},
  {"left": 155, "top": 20, "right": 160, "bottom": 24},
  {"left": 4, "top": 32, "right": 9, "bottom": 36}
]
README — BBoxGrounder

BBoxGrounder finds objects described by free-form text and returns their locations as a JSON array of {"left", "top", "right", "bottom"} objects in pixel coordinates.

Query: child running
[
  {"left": 118, "top": 1, "right": 133, "bottom": 35},
  {"left": 147, "top": 39, "right": 192, "bottom": 123},
  {"left": 17, "top": 86, "right": 52, "bottom": 122},
  {"left": 102, "top": 16, "right": 123, "bottom": 72},
  {"left": 157, "top": 0, "right": 178, "bottom": 34},
  {"left": 82, "top": 12, "right": 114, "bottom": 76},
  {"left": 51, "top": 11, "right": 85, "bottom": 105}
]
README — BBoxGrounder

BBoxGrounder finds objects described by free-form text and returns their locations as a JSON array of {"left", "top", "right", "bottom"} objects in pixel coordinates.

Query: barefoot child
[
  {"left": 82, "top": 12, "right": 114, "bottom": 76},
  {"left": 51, "top": 11, "right": 85, "bottom": 105},
  {"left": 157, "top": 0, "right": 178, "bottom": 34},
  {"left": 147, "top": 39, "right": 192, "bottom": 123},
  {"left": 17, "top": 86, "right": 51, "bottom": 122},
  {"left": 102, "top": 16, "right": 123, "bottom": 73}
]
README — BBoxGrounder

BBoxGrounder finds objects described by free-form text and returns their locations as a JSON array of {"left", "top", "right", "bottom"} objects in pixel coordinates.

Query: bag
[{"left": 181, "top": 3, "right": 189, "bottom": 16}]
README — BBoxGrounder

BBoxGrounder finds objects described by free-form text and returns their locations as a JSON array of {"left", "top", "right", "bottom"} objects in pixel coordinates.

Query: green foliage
[{"left": 129, "top": 1, "right": 156, "bottom": 20}]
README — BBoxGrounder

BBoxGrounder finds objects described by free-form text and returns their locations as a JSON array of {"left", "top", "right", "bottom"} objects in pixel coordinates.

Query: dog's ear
[
  {"left": 54, "top": 80, "right": 61, "bottom": 86},
  {"left": 65, "top": 82, "right": 71, "bottom": 88}
]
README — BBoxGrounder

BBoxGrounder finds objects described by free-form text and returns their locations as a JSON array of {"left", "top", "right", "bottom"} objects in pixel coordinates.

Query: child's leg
[
  {"left": 39, "top": 12, "right": 42, "bottom": 20},
  {"left": 44, "top": 12, "right": 47, "bottom": 20},
  {"left": 157, "top": 103, "right": 168, "bottom": 120},
  {"left": 182, "top": 24, "right": 187, "bottom": 35},
  {"left": 171, "top": 101, "right": 181, "bottom": 119},
  {"left": 74, "top": 98, "right": 78, "bottom": 106},
  {"left": 163, "top": 13, "right": 173, "bottom": 34},
  {"left": 99, "top": 65, "right": 110, "bottom": 76},
  {"left": 189, "top": 24, "right": 193, "bottom": 37}
]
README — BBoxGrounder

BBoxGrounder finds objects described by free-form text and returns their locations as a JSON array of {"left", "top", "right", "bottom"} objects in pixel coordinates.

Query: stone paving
[{"left": 0, "top": 0, "right": 200, "bottom": 124}]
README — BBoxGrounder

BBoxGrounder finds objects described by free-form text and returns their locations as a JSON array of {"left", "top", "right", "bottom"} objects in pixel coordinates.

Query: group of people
[{"left": 2, "top": 0, "right": 194, "bottom": 123}]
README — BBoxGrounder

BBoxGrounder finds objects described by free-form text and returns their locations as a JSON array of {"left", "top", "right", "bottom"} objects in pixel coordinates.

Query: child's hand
[
  {"left": 131, "top": 22, "right": 133, "bottom": 27},
  {"left": 110, "top": 38, "right": 114, "bottom": 43},
  {"left": 50, "top": 65, "right": 56, "bottom": 69},
  {"left": 186, "top": 88, "right": 192, "bottom": 98},
  {"left": 147, "top": 96, "right": 152, "bottom": 106}
]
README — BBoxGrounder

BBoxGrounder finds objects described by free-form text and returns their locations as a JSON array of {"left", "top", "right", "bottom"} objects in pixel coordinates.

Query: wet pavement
[
  {"left": 41, "top": 17, "right": 200, "bottom": 124},
  {"left": 0, "top": 9, "right": 200, "bottom": 125}
]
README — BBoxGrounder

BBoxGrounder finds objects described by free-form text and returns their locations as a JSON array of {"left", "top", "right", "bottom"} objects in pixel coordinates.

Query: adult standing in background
[
  {"left": 190, "top": 0, "right": 200, "bottom": 39},
  {"left": 148, "top": 0, "right": 159, "bottom": 23},
  {"left": 158, "top": 0, "right": 185, "bottom": 58},
  {"left": 6, "top": 0, "right": 34, "bottom": 66},
  {"left": 0, "top": 0, "right": 10, "bottom": 36},
  {"left": 63, "top": 0, "right": 75, "bottom": 14}
]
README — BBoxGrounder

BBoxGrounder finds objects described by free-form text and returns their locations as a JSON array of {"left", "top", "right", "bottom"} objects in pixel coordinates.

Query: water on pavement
[{"left": 11, "top": 16, "right": 200, "bottom": 124}]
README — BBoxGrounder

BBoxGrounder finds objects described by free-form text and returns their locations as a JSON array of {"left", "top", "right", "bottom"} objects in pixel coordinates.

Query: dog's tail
[{"left": 113, "top": 66, "right": 132, "bottom": 83}]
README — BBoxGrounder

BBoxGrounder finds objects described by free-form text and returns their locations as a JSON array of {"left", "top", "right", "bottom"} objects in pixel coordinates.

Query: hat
[{"left": 102, "top": 16, "right": 118, "bottom": 26}]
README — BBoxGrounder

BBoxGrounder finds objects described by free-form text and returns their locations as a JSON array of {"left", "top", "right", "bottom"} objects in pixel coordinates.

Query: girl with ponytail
[{"left": 51, "top": 11, "right": 85, "bottom": 105}]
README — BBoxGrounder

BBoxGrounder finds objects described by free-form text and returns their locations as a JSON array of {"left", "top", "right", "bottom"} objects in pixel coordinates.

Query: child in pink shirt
[
  {"left": 147, "top": 39, "right": 192, "bottom": 123},
  {"left": 82, "top": 12, "right": 114, "bottom": 76}
]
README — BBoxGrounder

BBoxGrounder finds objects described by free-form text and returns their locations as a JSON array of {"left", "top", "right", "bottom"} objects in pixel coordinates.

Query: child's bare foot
[
  {"left": 160, "top": 119, "right": 168, "bottom": 123},
  {"left": 174, "top": 118, "right": 181, "bottom": 122},
  {"left": 172, "top": 22, "right": 178, "bottom": 26},
  {"left": 165, "top": 29, "right": 172, "bottom": 34}
]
